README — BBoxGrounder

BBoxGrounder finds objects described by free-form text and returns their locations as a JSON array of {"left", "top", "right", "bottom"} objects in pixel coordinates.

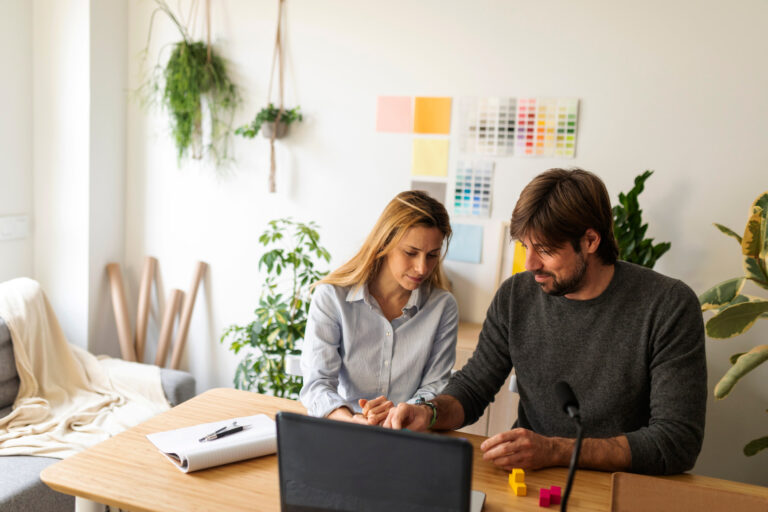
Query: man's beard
[{"left": 534, "top": 254, "right": 587, "bottom": 296}]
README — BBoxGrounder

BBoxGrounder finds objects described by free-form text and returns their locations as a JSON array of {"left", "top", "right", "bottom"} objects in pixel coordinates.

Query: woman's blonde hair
[{"left": 317, "top": 190, "right": 452, "bottom": 291}]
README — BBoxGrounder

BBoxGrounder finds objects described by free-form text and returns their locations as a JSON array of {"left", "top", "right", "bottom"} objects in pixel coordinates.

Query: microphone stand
[{"left": 561, "top": 414, "right": 583, "bottom": 512}]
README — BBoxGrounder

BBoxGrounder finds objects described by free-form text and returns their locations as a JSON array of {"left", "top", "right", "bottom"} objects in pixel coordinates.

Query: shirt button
[
  {"left": 384, "top": 361, "right": 389, "bottom": 366},
  {"left": 386, "top": 331, "right": 391, "bottom": 336}
]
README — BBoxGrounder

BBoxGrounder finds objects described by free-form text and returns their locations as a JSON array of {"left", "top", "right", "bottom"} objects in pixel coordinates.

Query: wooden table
[{"left": 41, "top": 388, "right": 768, "bottom": 512}]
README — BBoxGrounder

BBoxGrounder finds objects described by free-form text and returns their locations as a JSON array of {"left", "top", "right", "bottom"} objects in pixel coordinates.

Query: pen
[{"left": 199, "top": 425, "right": 245, "bottom": 442}]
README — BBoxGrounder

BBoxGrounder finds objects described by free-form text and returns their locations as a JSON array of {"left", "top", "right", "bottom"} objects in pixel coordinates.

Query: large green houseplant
[
  {"left": 220, "top": 219, "right": 330, "bottom": 399},
  {"left": 612, "top": 170, "right": 671, "bottom": 268},
  {"left": 699, "top": 191, "right": 768, "bottom": 457},
  {"left": 141, "top": 0, "right": 239, "bottom": 166}
]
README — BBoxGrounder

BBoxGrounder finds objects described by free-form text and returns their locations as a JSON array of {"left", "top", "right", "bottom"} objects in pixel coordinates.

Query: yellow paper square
[
  {"left": 412, "top": 138, "right": 450, "bottom": 177},
  {"left": 512, "top": 241, "right": 527, "bottom": 275},
  {"left": 413, "top": 97, "right": 452, "bottom": 134}
]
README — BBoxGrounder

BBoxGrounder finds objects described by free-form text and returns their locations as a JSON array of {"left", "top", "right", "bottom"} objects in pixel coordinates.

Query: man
[{"left": 384, "top": 168, "right": 707, "bottom": 475}]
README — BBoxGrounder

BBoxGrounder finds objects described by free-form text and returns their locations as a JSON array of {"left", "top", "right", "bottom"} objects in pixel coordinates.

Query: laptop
[{"left": 276, "top": 412, "right": 485, "bottom": 512}]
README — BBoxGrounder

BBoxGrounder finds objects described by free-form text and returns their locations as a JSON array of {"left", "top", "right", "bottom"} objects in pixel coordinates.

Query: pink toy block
[
  {"left": 549, "top": 486, "right": 562, "bottom": 505},
  {"left": 539, "top": 488, "right": 550, "bottom": 507}
]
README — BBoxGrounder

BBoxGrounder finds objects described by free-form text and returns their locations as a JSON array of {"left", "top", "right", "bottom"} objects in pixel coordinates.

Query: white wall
[
  {"left": 119, "top": 0, "right": 768, "bottom": 485},
  {"left": 0, "top": 0, "right": 33, "bottom": 283},
  {"left": 33, "top": 0, "right": 91, "bottom": 347}
]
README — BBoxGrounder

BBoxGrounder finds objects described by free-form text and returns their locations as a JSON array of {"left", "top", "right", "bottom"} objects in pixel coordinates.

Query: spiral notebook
[{"left": 146, "top": 414, "right": 277, "bottom": 473}]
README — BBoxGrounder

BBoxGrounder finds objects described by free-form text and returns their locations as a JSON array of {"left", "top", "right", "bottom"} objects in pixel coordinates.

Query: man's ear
[{"left": 582, "top": 228, "right": 601, "bottom": 255}]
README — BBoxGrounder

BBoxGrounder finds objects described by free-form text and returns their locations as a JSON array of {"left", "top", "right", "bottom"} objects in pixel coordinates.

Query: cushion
[
  {"left": 159, "top": 367, "right": 196, "bottom": 406},
  {"left": 0, "top": 455, "right": 74, "bottom": 512},
  {"left": 0, "top": 318, "right": 20, "bottom": 411}
]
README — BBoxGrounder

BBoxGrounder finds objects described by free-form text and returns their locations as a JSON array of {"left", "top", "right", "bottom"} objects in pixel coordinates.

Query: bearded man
[{"left": 385, "top": 168, "right": 707, "bottom": 475}]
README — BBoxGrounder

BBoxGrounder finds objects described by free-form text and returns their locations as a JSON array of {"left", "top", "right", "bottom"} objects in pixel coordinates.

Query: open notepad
[{"left": 146, "top": 414, "right": 277, "bottom": 473}]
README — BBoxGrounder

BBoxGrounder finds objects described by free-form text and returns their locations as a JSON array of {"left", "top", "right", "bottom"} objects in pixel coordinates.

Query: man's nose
[{"left": 525, "top": 250, "right": 541, "bottom": 272}]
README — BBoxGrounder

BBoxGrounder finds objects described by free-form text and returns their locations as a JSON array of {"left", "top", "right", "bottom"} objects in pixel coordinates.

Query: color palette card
[
  {"left": 554, "top": 98, "right": 579, "bottom": 157},
  {"left": 515, "top": 98, "right": 579, "bottom": 157},
  {"left": 376, "top": 96, "right": 412, "bottom": 133},
  {"left": 453, "top": 160, "right": 494, "bottom": 217},
  {"left": 460, "top": 97, "right": 516, "bottom": 155},
  {"left": 446, "top": 224, "right": 483, "bottom": 264},
  {"left": 412, "top": 138, "right": 450, "bottom": 176},
  {"left": 413, "top": 97, "right": 452, "bottom": 134}
]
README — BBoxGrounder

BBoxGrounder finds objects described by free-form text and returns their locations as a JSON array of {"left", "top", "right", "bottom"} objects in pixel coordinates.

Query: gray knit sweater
[{"left": 443, "top": 261, "right": 707, "bottom": 475}]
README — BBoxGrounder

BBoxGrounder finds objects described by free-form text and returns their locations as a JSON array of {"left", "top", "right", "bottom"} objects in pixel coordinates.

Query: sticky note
[
  {"left": 376, "top": 96, "right": 412, "bottom": 133},
  {"left": 412, "top": 138, "right": 450, "bottom": 177},
  {"left": 512, "top": 241, "right": 527, "bottom": 274},
  {"left": 414, "top": 97, "right": 452, "bottom": 134},
  {"left": 411, "top": 180, "right": 447, "bottom": 205},
  {"left": 446, "top": 224, "right": 483, "bottom": 264}
]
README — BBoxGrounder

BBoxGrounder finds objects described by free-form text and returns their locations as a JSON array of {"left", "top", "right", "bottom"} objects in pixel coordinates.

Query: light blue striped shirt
[{"left": 300, "top": 282, "right": 459, "bottom": 418}]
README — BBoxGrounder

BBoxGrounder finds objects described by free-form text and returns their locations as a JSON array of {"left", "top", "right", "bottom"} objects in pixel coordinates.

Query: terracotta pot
[{"left": 261, "top": 121, "right": 289, "bottom": 139}]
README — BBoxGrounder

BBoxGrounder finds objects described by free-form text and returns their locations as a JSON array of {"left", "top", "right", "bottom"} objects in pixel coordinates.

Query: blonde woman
[{"left": 300, "top": 191, "right": 458, "bottom": 426}]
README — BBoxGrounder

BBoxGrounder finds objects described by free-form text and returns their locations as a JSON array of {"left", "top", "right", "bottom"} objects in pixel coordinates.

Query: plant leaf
[
  {"left": 714, "top": 223, "right": 743, "bottom": 245},
  {"left": 744, "top": 436, "right": 768, "bottom": 457},
  {"left": 714, "top": 344, "right": 768, "bottom": 398},
  {"left": 699, "top": 277, "right": 746, "bottom": 311},
  {"left": 742, "top": 208, "right": 768, "bottom": 287},
  {"left": 705, "top": 300, "right": 768, "bottom": 338}
]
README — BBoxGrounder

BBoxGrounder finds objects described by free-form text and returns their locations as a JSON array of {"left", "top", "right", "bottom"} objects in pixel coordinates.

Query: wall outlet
[{"left": 0, "top": 215, "right": 30, "bottom": 241}]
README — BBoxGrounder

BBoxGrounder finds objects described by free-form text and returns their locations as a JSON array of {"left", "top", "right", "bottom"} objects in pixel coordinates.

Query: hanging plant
[
  {"left": 238, "top": 0, "right": 302, "bottom": 193},
  {"left": 235, "top": 103, "right": 303, "bottom": 140},
  {"left": 141, "top": 0, "right": 239, "bottom": 167}
]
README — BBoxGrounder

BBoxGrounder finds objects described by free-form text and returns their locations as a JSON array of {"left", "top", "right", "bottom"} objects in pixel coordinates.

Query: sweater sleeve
[
  {"left": 624, "top": 281, "right": 707, "bottom": 474},
  {"left": 443, "top": 284, "right": 513, "bottom": 426}
]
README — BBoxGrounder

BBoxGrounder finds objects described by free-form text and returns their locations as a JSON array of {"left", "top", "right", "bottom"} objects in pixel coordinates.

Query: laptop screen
[{"left": 276, "top": 412, "right": 473, "bottom": 512}]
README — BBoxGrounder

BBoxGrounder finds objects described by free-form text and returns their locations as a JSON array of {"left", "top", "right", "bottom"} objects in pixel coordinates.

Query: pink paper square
[{"left": 376, "top": 96, "right": 412, "bottom": 133}]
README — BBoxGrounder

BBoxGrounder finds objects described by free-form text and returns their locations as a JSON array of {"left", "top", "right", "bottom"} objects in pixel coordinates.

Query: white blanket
[{"left": 0, "top": 278, "right": 170, "bottom": 459}]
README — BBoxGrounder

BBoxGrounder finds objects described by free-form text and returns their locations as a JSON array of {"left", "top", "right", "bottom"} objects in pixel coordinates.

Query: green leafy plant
[
  {"left": 612, "top": 170, "right": 671, "bottom": 268},
  {"left": 220, "top": 219, "right": 330, "bottom": 399},
  {"left": 699, "top": 190, "right": 768, "bottom": 457},
  {"left": 141, "top": 0, "right": 239, "bottom": 166},
  {"left": 235, "top": 104, "right": 303, "bottom": 138}
]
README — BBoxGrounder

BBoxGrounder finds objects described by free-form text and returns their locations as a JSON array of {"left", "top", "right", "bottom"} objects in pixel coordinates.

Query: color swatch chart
[
  {"left": 460, "top": 97, "right": 517, "bottom": 155},
  {"left": 454, "top": 161, "right": 494, "bottom": 217},
  {"left": 515, "top": 98, "right": 579, "bottom": 157}
]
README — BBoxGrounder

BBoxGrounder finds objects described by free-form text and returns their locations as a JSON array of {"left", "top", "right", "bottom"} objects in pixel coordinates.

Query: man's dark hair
[{"left": 509, "top": 168, "right": 619, "bottom": 265}]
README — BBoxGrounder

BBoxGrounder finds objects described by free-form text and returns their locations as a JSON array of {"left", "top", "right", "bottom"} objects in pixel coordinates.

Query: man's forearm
[
  {"left": 430, "top": 394, "right": 466, "bottom": 431},
  {"left": 550, "top": 434, "right": 632, "bottom": 472}
]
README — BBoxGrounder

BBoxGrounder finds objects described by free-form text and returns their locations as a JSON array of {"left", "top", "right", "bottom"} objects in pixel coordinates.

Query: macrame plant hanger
[{"left": 265, "top": 0, "right": 286, "bottom": 193}]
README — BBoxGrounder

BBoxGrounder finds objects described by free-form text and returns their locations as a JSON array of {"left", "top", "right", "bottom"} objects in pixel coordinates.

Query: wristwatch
[{"left": 415, "top": 397, "right": 438, "bottom": 429}]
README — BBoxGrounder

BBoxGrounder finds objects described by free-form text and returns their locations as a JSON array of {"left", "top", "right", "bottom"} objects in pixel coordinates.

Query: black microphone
[
  {"left": 555, "top": 380, "right": 580, "bottom": 420},
  {"left": 554, "top": 381, "right": 583, "bottom": 512}
]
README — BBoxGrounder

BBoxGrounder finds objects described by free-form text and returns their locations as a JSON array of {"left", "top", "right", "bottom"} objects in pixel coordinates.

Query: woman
[{"left": 300, "top": 190, "right": 458, "bottom": 426}]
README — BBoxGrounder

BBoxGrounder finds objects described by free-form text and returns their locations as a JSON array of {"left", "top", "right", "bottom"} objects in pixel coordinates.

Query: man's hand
[
  {"left": 382, "top": 402, "right": 432, "bottom": 431},
  {"left": 480, "top": 428, "right": 566, "bottom": 471},
  {"left": 359, "top": 396, "right": 394, "bottom": 426}
]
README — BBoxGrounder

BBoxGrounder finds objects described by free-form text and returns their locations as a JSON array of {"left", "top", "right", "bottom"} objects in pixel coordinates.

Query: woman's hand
[
  {"left": 327, "top": 407, "right": 369, "bottom": 425},
  {"left": 359, "top": 396, "right": 394, "bottom": 425}
]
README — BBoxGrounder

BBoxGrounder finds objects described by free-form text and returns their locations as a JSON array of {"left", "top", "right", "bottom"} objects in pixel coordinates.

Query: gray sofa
[{"left": 0, "top": 317, "right": 196, "bottom": 512}]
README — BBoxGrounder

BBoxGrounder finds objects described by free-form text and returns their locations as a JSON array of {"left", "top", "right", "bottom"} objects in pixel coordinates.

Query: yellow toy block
[{"left": 508, "top": 469, "right": 527, "bottom": 496}]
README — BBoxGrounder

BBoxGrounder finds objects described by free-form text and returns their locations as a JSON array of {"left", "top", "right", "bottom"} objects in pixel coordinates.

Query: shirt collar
[{"left": 346, "top": 282, "right": 428, "bottom": 314}]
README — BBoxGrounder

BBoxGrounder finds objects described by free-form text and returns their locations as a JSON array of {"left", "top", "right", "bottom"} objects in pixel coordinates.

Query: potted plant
[
  {"left": 140, "top": 0, "right": 239, "bottom": 166},
  {"left": 699, "top": 191, "right": 768, "bottom": 457},
  {"left": 220, "top": 218, "right": 330, "bottom": 399},
  {"left": 235, "top": 104, "right": 303, "bottom": 140},
  {"left": 612, "top": 170, "right": 671, "bottom": 268}
]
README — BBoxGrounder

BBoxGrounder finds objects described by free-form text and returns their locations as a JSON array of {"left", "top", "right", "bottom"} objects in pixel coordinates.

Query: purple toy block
[
  {"left": 549, "top": 486, "right": 562, "bottom": 505},
  {"left": 539, "top": 488, "right": 550, "bottom": 507}
]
